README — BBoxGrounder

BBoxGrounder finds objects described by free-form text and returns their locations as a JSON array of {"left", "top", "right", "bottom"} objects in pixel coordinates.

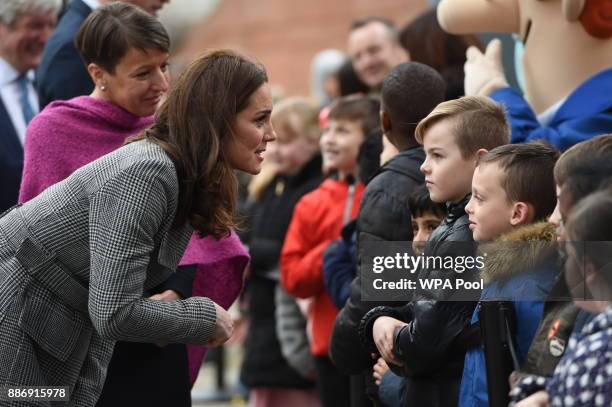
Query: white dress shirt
[
  {"left": 81, "top": 0, "right": 101, "bottom": 11},
  {"left": 0, "top": 58, "right": 39, "bottom": 145},
  {"left": 537, "top": 98, "right": 566, "bottom": 126}
]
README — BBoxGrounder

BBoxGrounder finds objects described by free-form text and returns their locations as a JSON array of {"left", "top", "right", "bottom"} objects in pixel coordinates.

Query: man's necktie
[{"left": 16, "top": 73, "right": 35, "bottom": 125}]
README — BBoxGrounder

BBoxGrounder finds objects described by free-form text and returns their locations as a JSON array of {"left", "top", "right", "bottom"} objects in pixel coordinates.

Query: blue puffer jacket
[{"left": 459, "top": 222, "right": 558, "bottom": 407}]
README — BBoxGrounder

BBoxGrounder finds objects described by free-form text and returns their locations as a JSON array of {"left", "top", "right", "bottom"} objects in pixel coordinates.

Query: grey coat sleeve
[
  {"left": 275, "top": 285, "right": 315, "bottom": 379},
  {"left": 87, "top": 160, "right": 217, "bottom": 344}
]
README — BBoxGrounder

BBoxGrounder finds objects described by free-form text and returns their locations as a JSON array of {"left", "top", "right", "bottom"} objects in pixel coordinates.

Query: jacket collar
[
  {"left": 479, "top": 222, "right": 557, "bottom": 284},
  {"left": 376, "top": 145, "right": 424, "bottom": 181},
  {"left": 444, "top": 194, "right": 471, "bottom": 225},
  {"left": 0, "top": 57, "right": 34, "bottom": 87}
]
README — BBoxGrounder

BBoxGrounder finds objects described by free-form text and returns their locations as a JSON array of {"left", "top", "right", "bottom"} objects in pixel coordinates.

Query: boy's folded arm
[
  {"left": 358, "top": 304, "right": 414, "bottom": 353},
  {"left": 392, "top": 300, "right": 474, "bottom": 376}
]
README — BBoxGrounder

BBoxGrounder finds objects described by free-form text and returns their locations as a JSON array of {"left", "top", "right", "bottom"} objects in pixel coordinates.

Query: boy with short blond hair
[
  {"left": 415, "top": 96, "right": 510, "bottom": 158},
  {"left": 415, "top": 96, "right": 510, "bottom": 206},
  {"left": 360, "top": 95, "right": 510, "bottom": 406}
]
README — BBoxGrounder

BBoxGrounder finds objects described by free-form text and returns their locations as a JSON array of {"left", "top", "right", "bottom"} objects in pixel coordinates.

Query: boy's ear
[
  {"left": 380, "top": 110, "right": 391, "bottom": 134},
  {"left": 472, "top": 148, "right": 489, "bottom": 166},
  {"left": 476, "top": 148, "right": 489, "bottom": 159},
  {"left": 510, "top": 201, "right": 534, "bottom": 226}
]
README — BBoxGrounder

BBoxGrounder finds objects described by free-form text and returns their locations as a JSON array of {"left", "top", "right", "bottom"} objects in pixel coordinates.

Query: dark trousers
[
  {"left": 314, "top": 355, "right": 350, "bottom": 407},
  {"left": 96, "top": 341, "right": 191, "bottom": 407},
  {"left": 351, "top": 373, "right": 379, "bottom": 407}
]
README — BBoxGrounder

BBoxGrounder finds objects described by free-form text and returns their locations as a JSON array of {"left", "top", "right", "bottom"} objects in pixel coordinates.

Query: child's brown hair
[
  {"left": 554, "top": 134, "right": 612, "bottom": 186},
  {"left": 327, "top": 95, "right": 381, "bottom": 139},
  {"left": 479, "top": 141, "right": 560, "bottom": 221},
  {"left": 565, "top": 189, "right": 612, "bottom": 289}
]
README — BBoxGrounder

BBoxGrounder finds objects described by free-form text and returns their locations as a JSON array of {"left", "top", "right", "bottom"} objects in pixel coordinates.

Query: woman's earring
[{"left": 100, "top": 85, "right": 107, "bottom": 91}]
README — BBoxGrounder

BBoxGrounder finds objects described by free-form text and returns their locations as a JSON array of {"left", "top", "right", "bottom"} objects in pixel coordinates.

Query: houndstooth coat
[{"left": 0, "top": 140, "right": 217, "bottom": 406}]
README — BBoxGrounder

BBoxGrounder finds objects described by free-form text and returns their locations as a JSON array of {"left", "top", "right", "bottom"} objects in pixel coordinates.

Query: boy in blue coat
[{"left": 460, "top": 141, "right": 560, "bottom": 407}]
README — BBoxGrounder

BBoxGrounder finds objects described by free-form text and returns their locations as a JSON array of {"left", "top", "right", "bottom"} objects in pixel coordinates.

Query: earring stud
[{"left": 101, "top": 85, "right": 107, "bottom": 91}]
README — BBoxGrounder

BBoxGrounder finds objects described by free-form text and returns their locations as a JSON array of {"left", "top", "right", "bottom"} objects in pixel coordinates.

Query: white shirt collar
[
  {"left": 0, "top": 57, "right": 19, "bottom": 87},
  {"left": 537, "top": 98, "right": 566, "bottom": 126},
  {"left": 0, "top": 57, "right": 38, "bottom": 145},
  {"left": 0, "top": 57, "right": 35, "bottom": 87},
  {"left": 81, "top": 0, "right": 102, "bottom": 11}
]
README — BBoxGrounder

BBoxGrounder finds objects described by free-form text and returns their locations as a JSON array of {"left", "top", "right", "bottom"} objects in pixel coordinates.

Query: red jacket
[{"left": 280, "top": 178, "right": 364, "bottom": 356}]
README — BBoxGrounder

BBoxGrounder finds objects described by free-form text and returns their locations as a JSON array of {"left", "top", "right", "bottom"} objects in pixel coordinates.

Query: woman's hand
[
  {"left": 206, "top": 303, "right": 234, "bottom": 347},
  {"left": 372, "top": 316, "right": 406, "bottom": 366},
  {"left": 148, "top": 289, "right": 181, "bottom": 301},
  {"left": 515, "top": 391, "right": 549, "bottom": 407},
  {"left": 373, "top": 357, "right": 390, "bottom": 386},
  {"left": 509, "top": 370, "right": 528, "bottom": 390}
]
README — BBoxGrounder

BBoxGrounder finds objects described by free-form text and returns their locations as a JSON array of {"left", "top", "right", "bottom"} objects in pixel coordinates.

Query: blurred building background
[{"left": 158, "top": 0, "right": 428, "bottom": 97}]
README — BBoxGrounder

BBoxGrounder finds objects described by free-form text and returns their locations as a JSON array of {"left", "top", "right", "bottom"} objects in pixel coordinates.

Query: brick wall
[{"left": 177, "top": 0, "right": 428, "bottom": 97}]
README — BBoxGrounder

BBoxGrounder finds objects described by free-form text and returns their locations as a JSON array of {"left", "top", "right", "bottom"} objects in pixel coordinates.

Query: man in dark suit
[
  {"left": 37, "top": 0, "right": 170, "bottom": 109},
  {"left": 0, "top": 0, "right": 60, "bottom": 212}
]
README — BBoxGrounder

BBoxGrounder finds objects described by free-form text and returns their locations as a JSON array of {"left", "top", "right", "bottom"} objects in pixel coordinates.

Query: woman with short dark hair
[{"left": 19, "top": 2, "right": 171, "bottom": 201}]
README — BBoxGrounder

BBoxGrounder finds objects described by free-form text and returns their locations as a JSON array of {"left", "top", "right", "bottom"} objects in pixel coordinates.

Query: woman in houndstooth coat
[{"left": 0, "top": 49, "right": 276, "bottom": 406}]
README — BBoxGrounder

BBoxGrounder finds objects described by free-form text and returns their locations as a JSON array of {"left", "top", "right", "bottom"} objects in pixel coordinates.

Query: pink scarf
[
  {"left": 180, "top": 232, "right": 249, "bottom": 384},
  {"left": 19, "top": 96, "right": 153, "bottom": 202}
]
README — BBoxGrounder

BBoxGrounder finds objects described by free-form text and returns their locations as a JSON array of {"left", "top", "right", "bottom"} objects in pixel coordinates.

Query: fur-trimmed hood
[{"left": 479, "top": 222, "right": 557, "bottom": 284}]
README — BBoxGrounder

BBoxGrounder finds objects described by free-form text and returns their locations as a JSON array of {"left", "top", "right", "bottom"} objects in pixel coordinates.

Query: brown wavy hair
[{"left": 130, "top": 49, "right": 268, "bottom": 238}]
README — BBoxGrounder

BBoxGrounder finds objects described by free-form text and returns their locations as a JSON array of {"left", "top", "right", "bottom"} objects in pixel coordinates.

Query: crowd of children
[
  {"left": 241, "top": 57, "right": 612, "bottom": 407},
  {"left": 210, "top": 5, "right": 612, "bottom": 403}
]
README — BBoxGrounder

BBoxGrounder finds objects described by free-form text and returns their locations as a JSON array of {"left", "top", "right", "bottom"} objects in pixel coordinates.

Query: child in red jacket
[{"left": 281, "top": 95, "right": 380, "bottom": 407}]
